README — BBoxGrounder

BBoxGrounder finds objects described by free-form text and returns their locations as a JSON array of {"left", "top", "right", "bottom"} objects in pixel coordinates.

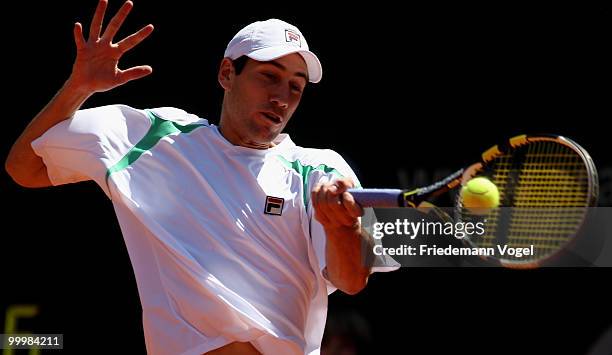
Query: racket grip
[{"left": 347, "top": 189, "right": 404, "bottom": 207}]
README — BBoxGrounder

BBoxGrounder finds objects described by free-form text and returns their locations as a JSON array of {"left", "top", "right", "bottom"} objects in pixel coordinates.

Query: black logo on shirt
[{"left": 264, "top": 196, "right": 284, "bottom": 216}]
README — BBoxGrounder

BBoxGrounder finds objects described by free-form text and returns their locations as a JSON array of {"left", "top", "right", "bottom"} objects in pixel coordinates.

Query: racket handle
[{"left": 347, "top": 189, "right": 404, "bottom": 207}]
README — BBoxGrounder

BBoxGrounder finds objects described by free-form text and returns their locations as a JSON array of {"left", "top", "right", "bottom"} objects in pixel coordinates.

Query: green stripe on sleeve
[
  {"left": 275, "top": 155, "right": 346, "bottom": 206},
  {"left": 106, "top": 110, "right": 205, "bottom": 180}
]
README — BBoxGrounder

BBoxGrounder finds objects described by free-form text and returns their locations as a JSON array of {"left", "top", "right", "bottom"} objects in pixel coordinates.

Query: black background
[{"left": 2, "top": 1, "right": 611, "bottom": 354}]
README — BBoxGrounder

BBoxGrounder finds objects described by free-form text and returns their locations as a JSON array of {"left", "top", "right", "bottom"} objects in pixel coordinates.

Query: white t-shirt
[{"left": 31, "top": 104, "right": 372, "bottom": 355}]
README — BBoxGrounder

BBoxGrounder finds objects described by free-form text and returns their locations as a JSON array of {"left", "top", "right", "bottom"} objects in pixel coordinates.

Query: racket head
[{"left": 455, "top": 134, "right": 599, "bottom": 268}]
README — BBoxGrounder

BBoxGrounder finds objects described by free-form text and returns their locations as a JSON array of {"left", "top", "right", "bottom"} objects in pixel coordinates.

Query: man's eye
[
  {"left": 262, "top": 73, "right": 275, "bottom": 80},
  {"left": 291, "top": 85, "right": 303, "bottom": 94}
]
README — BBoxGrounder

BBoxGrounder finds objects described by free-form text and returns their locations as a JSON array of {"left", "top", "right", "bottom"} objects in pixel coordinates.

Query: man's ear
[{"left": 218, "top": 58, "right": 235, "bottom": 91}]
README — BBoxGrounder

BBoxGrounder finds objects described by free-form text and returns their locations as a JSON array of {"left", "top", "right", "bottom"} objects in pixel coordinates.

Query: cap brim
[{"left": 247, "top": 46, "right": 322, "bottom": 83}]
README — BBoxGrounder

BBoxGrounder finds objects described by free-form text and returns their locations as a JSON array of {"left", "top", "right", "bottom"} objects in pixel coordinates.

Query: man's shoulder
[
  {"left": 77, "top": 104, "right": 208, "bottom": 127},
  {"left": 147, "top": 106, "right": 209, "bottom": 126},
  {"left": 282, "top": 145, "right": 348, "bottom": 168},
  {"left": 277, "top": 145, "right": 359, "bottom": 182}
]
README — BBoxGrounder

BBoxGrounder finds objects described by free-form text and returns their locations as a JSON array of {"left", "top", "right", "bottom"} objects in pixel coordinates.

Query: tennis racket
[{"left": 349, "top": 134, "right": 599, "bottom": 268}]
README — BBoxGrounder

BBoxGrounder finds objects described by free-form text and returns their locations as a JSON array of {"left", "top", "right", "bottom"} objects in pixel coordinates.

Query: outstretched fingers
[
  {"left": 102, "top": 0, "right": 134, "bottom": 43},
  {"left": 88, "top": 0, "right": 108, "bottom": 42},
  {"left": 118, "top": 65, "right": 153, "bottom": 84},
  {"left": 73, "top": 22, "right": 86, "bottom": 50},
  {"left": 117, "top": 24, "right": 154, "bottom": 53}
]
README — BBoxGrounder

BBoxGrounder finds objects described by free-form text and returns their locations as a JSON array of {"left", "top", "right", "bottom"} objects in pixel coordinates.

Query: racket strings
[{"left": 464, "top": 141, "right": 590, "bottom": 263}]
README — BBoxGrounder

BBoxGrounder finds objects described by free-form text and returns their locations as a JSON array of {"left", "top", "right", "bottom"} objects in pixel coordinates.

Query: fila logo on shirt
[
  {"left": 285, "top": 29, "right": 301, "bottom": 47},
  {"left": 264, "top": 196, "right": 285, "bottom": 216}
]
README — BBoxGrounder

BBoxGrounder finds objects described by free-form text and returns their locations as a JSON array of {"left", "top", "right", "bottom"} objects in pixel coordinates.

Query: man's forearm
[
  {"left": 5, "top": 78, "right": 92, "bottom": 184},
  {"left": 324, "top": 224, "right": 374, "bottom": 295}
]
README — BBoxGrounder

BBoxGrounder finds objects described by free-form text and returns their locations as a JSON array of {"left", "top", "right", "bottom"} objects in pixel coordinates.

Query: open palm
[{"left": 71, "top": 0, "right": 154, "bottom": 93}]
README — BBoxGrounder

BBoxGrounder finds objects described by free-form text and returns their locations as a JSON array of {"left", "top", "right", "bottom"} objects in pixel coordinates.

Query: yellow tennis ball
[{"left": 460, "top": 177, "right": 500, "bottom": 213}]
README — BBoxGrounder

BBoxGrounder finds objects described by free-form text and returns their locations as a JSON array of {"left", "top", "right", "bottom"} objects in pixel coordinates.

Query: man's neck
[{"left": 218, "top": 123, "right": 275, "bottom": 150}]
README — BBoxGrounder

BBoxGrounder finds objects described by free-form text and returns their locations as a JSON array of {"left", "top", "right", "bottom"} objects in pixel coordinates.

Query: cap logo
[{"left": 285, "top": 29, "right": 301, "bottom": 47}]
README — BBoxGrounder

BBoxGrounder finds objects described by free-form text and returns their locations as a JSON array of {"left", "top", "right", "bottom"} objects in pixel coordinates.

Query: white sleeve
[{"left": 31, "top": 104, "right": 151, "bottom": 197}]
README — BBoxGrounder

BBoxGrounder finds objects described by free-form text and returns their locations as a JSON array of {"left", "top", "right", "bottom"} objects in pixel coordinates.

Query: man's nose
[{"left": 270, "top": 89, "right": 289, "bottom": 109}]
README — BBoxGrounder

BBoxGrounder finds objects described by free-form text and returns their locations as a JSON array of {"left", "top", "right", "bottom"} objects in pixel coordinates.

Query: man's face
[{"left": 219, "top": 53, "right": 308, "bottom": 148}]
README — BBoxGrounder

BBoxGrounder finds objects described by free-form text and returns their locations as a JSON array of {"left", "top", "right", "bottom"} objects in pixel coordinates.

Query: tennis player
[{"left": 5, "top": 1, "right": 390, "bottom": 354}]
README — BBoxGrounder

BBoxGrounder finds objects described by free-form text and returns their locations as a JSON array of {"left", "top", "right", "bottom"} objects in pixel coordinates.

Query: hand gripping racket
[{"left": 349, "top": 134, "right": 599, "bottom": 268}]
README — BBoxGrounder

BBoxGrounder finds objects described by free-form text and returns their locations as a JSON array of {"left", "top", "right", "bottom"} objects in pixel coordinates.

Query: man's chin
[
  {"left": 255, "top": 129, "right": 282, "bottom": 145},
  {"left": 244, "top": 123, "right": 283, "bottom": 147},
  {"left": 258, "top": 134, "right": 281, "bottom": 147}
]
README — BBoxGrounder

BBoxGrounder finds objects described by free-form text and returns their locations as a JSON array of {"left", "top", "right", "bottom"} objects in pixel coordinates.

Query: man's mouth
[{"left": 261, "top": 112, "right": 282, "bottom": 124}]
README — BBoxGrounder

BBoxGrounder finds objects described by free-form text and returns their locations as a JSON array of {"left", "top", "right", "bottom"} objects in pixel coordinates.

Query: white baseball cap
[{"left": 224, "top": 19, "right": 322, "bottom": 83}]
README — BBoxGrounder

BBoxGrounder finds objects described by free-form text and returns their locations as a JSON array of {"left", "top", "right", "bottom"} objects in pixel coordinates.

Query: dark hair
[{"left": 232, "top": 56, "right": 249, "bottom": 75}]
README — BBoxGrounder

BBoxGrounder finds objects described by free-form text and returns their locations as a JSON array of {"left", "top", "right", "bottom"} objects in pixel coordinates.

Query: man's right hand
[
  {"left": 5, "top": 0, "right": 154, "bottom": 188},
  {"left": 69, "top": 0, "right": 154, "bottom": 94}
]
